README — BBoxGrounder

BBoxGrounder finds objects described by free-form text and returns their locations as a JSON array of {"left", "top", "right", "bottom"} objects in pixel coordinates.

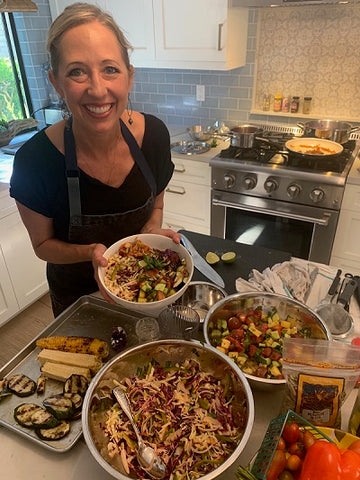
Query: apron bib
[{"left": 48, "top": 118, "right": 156, "bottom": 316}]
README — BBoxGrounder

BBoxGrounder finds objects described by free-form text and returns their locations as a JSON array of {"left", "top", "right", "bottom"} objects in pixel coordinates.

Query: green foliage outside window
[{"left": 0, "top": 56, "right": 22, "bottom": 122}]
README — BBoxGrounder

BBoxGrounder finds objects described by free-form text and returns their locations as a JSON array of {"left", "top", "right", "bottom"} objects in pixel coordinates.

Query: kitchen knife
[{"left": 180, "top": 234, "right": 225, "bottom": 289}]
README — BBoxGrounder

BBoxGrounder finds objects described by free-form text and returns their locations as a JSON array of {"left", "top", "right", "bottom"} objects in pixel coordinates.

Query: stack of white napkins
[{"left": 235, "top": 258, "right": 339, "bottom": 310}]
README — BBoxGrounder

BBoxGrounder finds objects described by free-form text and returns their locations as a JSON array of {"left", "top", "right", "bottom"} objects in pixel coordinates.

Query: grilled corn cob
[
  {"left": 36, "top": 336, "right": 109, "bottom": 360},
  {"left": 41, "top": 361, "right": 91, "bottom": 382},
  {"left": 37, "top": 349, "right": 102, "bottom": 375}
]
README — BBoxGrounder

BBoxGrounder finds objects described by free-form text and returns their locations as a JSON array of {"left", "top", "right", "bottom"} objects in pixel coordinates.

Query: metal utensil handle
[
  {"left": 337, "top": 279, "right": 358, "bottom": 306},
  {"left": 328, "top": 269, "right": 342, "bottom": 296},
  {"left": 113, "top": 388, "right": 142, "bottom": 443}
]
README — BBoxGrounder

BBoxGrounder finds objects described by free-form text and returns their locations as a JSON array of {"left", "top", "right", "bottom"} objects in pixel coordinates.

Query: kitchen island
[{"left": 1, "top": 230, "right": 360, "bottom": 479}]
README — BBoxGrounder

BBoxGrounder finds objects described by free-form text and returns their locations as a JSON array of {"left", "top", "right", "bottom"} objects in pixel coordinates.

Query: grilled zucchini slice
[
  {"left": 14, "top": 403, "right": 44, "bottom": 428},
  {"left": 30, "top": 407, "right": 60, "bottom": 428},
  {"left": 8, "top": 374, "right": 37, "bottom": 397},
  {"left": 35, "top": 420, "right": 71, "bottom": 441},
  {"left": 63, "top": 374, "right": 89, "bottom": 396},
  {"left": 43, "top": 394, "right": 74, "bottom": 420}
]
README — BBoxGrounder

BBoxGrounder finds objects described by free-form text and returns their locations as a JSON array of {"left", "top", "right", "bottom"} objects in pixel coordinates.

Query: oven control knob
[
  {"left": 242, "top": 175, "right": 257, "bottom": 190},
  {"left": 264, "top": 177, "right": 278, "bottom": 193},
  {"left": 287, "top": 183, "right": 301, "bottom": 199},
  {"left": 223, "top": 173, "right": 235, "bottom": 189},
  {"left": 310, "top": 188, "right": 325, "bottom": 203}
]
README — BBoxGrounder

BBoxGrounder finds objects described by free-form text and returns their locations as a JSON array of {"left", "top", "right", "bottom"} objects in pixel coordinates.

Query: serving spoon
[{"left": 112, "top": 386, "right": 166, "bottom": 479}]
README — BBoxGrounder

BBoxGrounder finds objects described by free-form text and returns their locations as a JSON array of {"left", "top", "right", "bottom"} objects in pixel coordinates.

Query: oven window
[{"left": 225, "top": 209, "right": 313, "bottom": 259}]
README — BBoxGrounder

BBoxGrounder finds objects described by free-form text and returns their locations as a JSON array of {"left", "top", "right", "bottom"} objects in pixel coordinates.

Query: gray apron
[{"left": 48, "top": 118, "right": 156, "bottom": 316}]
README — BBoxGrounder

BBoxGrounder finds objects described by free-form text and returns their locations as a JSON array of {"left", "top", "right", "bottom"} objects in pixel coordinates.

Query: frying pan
[{"left": 285, "top": 137, "right": 343, "bottom": 157}]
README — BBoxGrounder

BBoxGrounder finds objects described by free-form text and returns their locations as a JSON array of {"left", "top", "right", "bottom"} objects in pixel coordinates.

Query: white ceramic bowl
[
  {"left": 203, "top": 292, "right": 332, "bottom": 390},
  {"left": 98, "top": 234, "right": 194, "bottom": 315},
  {"left": 82, "top": 339, "right": 255, "bottom": 480}
]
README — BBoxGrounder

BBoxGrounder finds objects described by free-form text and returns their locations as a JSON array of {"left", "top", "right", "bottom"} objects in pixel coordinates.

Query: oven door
[{"left": 211, "top": 190, "right": 339, "bottom": 264}]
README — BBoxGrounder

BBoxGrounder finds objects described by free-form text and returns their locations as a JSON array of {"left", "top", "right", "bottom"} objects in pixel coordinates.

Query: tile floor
[{"left": 0, "top": 293, "right": 54, "bottom": 369}]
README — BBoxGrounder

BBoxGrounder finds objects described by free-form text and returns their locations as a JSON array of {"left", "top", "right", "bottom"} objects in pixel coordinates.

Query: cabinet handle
[
  {"left": 166, "top": 186, "right": 186, "bottom": 195},
  {"left": 218, "top": 23, "right": 224, "bottom": 51},
  {"left": 174, "top": 165, "right": 186, "bottom": 173},
  {"left": 165, "top": 223, "right": 185, "bottom": 231}
]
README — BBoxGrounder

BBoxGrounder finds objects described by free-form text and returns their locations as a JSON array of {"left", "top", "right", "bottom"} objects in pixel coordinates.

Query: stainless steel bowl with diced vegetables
[{"left": 203, "top": 293, "right": 332, "bottom": 389}]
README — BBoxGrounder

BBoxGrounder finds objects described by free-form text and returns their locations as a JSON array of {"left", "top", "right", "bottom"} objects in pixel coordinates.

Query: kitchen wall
[{"left": 11, "top": 2, "right": 360, "bottom": 129}]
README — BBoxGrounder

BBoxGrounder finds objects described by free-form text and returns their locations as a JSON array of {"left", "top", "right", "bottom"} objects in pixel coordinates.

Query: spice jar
[
  {"left": 262, "top": 93, "right": 271, "bottom": 111},
  {"left": 281, "top": 95, "right": 290, "bottom": 113},
  {"left": 273, "top": 94, "right": 282, "bottom": 112},
  {"left": 303, "top": 96, "right": 312, "bottom": 114},
  {"left": 290, "top": 96, "right": 300, "bottom": 113}
]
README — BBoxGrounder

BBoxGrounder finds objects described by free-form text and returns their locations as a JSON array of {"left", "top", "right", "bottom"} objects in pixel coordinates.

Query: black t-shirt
[{"left": 10, "top": 113, "right": 174, "bottom": 242}]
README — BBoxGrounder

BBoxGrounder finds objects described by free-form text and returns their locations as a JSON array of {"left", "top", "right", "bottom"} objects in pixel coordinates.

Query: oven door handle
[{"left": 212, "top": 198, "right": 331, "bottom": 226}]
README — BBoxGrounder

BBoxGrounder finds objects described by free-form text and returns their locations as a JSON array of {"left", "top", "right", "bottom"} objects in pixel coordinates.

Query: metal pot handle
[
  {"left": 350, "top": 125, "right": 360, "bottom": 133},
  {"left": 297, "top": 122, "right": 305, "bottom": 131}
]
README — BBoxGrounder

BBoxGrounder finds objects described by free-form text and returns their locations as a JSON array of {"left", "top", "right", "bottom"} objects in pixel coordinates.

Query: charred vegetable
[
  {"left": 7, "top": 374, "right": 37, "bottom": 397},
  {"left": 35, "top": 420, "right": 71, "bottom": 441},
  {"left": 30, "top": 407, "right": 60, "bottom": 429},
  {"left": 63, "top": 374, "right": 89, "bottom": 396},
  {"left": 14, "top": 403, "right": 44, "bottom": 428},
  {"left": 36, "top": 375, "right": 46, "bottom": 395},
  {"left": 43, "top": 394, "right": 75, "bottom": 420},
  {"left": 110, "top": 326, "right": 127, "bottom": 352}
]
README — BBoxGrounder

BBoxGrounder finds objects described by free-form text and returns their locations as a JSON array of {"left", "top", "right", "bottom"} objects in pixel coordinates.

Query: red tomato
[
  {"left": 286, "top": 454, "right": 302, "bottom": 472},
  {"left": 351, "top": 337, "right": 360, "bottom": 347},
  {"left": 248, "top": 344, "right": 258, "bottom": 357},
  {"left": 278, "top": 437, "right": 286, "bottom": 450},
  {"left": 231, "top": 328, "right": 245, "bottom": 339},
  {"left": 303, "top": 430, "right": 316, "bottom": 451},
  {"left": 282, "top": 421, "right": 300, "bottom": 444},
  {"left": 348, "top": 440, "right": 360, "bottom": 456},
  {"left": 227, "top": 316, "right": 242, "bottom": 330},
  {"left": 288, "top": 441, "right": 305, "bottom": 459}
]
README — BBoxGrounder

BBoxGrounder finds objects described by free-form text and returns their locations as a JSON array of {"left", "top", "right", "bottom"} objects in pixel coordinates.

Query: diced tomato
[
  {"left": 227, "top": 336, "right": 243, "bottom": 352},
  {"left": 248, "top": 344, "right": 258, "bottom": 357},
  {"left": 156, "top": 290, "right": 166, "bottom": 300},
  {"left": 231, "top": 328, "right": 245, "bottom": 339},
  {"left": 260, "top": 322, "right": 269, "bottom": 334},
  {"left": 271, "top": 351, "right": 282, "bottom": 361},
  {"left": 261, "top": 347, "right": 273, "bottom": 358},
  {"left": 255, "top": 366, "right": 268, "bottom": 378}
]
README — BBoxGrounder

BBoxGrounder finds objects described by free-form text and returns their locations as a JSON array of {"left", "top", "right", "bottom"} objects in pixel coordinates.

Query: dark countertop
[{"left": 179, "top": 230, "right": 292, "bottom": 295}]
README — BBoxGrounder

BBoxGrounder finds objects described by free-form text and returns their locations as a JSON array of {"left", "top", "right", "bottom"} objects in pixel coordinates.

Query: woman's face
[{"left": 50, "top": 21, "right": 133, "bottom": 134}]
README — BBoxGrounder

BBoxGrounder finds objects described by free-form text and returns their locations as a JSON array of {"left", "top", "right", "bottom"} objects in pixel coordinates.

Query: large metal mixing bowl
[
  {"left": 82, "top": 339, "right": 255, "bottom": 480},
  {"left": 203, "top": 292, "right": 332, "bottom": 390}
]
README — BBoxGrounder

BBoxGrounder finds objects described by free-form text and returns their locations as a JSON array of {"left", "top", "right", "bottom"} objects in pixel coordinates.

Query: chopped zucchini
[
  {"left": 8, "top": 374, "right": 37, "bottom": 397},
  {"left": 36, "top": 420, "right": 71, "bottom": 441}
]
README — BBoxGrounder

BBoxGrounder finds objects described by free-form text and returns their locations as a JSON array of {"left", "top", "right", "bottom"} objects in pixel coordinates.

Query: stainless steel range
[{"left": 210, "top": 124, "right": 360, "bottom": 264}]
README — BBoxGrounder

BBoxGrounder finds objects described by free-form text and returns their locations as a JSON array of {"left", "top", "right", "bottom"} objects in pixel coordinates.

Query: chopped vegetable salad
[
  {"left": 208, "top": 306, "right": 313, "bottom": 380},
  {"left": 104, "top": 239, "right": 189, "bottom": 303}
]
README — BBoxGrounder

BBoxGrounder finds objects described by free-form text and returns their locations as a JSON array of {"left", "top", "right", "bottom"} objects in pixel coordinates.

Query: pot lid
[{"left": 171, "top": 141, "right": 211, "bottom": 155}]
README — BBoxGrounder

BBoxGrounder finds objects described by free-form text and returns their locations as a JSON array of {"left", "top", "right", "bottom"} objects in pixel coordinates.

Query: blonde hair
[{"left": 47, "top": 2, "right": 133, "bottom": 77}]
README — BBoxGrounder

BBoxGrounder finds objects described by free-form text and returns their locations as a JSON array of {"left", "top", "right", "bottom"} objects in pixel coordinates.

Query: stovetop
[{"left": 217, "top": 133, "right": 357, "bottom": 176}]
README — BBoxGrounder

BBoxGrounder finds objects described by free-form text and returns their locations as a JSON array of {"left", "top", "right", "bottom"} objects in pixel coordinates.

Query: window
[{"left": 0, "top": 12, "right": 33, "bottom": 122}]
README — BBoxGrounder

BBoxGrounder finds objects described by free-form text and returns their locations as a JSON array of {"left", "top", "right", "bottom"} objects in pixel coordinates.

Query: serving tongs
[{"left": 112, "top": 386, "right": 166, "bottom": 479}]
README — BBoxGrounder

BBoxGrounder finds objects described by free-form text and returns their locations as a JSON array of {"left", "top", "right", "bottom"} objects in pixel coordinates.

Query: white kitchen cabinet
[
  {"left": 163, "top": 156, "right": 211, "bottom": 235},
  {"left": 151, "top": 0, "right": 248, "bottom": 70},
  {"left": 0, "top": 190, "right": 48, "bottom": 327},
  {"left": 48, "top": 0, "right": 248, "bottom": 70},
  {"left": 330, "top": 184, "right": 360, "bottom": 275}
]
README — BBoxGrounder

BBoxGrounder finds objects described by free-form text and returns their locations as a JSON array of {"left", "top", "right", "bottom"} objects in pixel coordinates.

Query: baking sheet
[{"left": 0, "top": 295, "right": 145, "bottom": 453}]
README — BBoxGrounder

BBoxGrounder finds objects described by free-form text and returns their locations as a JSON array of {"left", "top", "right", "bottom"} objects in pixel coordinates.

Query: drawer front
[
  {"left": 162, "top": 216, "right": 210, "bottom": 235},
  {"left": 342, "top": 184, "right": 360, "bottom": 211},
  {"left": 164, "top": 181, "right": 210, "bottom": 225},
  {"left": 171, "top": 157, "right": 210, "bottom": 186}
]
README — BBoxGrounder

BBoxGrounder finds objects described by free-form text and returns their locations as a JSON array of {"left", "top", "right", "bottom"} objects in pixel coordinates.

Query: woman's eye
[
  {"left": 104, "top": 66, "right": 120, "bottom": 75},
  {"left": 68, "top": 68, "right": 84, "bottom": 77}
]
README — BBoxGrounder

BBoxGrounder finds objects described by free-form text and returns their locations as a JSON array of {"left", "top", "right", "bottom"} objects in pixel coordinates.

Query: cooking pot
[
  {"left": 298, "top": 120, "right": 360, "bottom": 144},
  {"left": 285, "top": 137, "right": 343, "bottom": 157},
  {"left": 229, "top": 125, "right": 264, "bottom": 148}
]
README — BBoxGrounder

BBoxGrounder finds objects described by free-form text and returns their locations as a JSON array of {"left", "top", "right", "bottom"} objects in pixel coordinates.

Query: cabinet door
[
  {"left": 331, "top": 209, "right": 360, "bottom": 265},
  {"left": 0, "top": 213, "right": 48, "bottom": 310},
  {"left": 105, "top": 0, "right": 155, "bottom": 65},
  {"left": 152, "top": 0, "right": 248, "bottom": 69},
  {"left": 0, "top": 250, "right": 19, "bottom": 327},
  {"left": 48, "top": 0, "right": 106, "bottom": 20}
]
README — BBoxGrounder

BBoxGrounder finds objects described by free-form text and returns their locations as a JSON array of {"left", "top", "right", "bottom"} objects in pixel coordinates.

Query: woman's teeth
[{"left": 86, "top": 104, "right": 111, "bottom": 114}]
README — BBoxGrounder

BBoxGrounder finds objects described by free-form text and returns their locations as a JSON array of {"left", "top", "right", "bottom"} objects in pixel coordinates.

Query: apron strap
[{"left": 64, "top": 117, "right": 157, "bottom": 218}]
